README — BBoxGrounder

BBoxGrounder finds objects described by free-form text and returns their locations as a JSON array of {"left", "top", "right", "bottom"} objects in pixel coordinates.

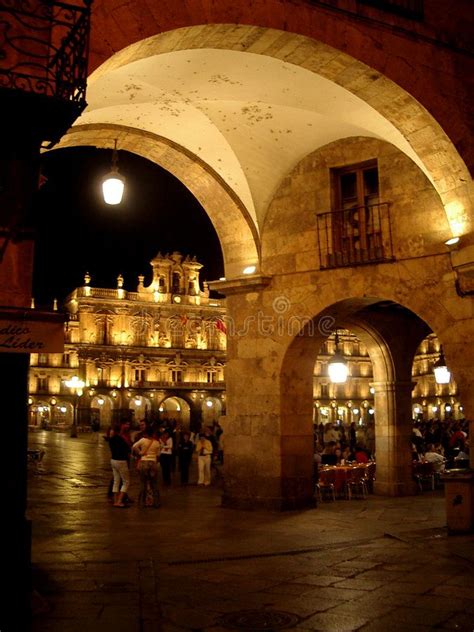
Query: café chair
[
  {"left": 315, "top": 468, "right": 336, "bottom": 502},
  {"left": 345, "top": 466, "right": 368, "bottom": 500},
  {"left": 413, "top": 461, "right": 435, "bottom": 492},
  {"left": 366, "top": 462, "right": 376, "bottom": 493}
]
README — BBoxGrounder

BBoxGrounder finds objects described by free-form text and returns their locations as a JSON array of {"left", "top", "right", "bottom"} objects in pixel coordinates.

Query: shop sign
[{"left": 0, "top": 309, "right": 64, "bottom": 353}]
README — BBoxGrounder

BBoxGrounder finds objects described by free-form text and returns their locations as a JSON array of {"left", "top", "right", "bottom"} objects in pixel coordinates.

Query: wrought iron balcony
[
  {"left": 316, "top": 202, "right": 394, "bottom": 270},
  {"left": 0, "top": 0, "right": 91, "bottom": 144}
]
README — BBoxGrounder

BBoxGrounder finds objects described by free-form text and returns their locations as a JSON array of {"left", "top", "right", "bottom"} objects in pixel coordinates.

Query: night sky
[{"left": 33, "top": 147, "right": 224, "bottom": 308}]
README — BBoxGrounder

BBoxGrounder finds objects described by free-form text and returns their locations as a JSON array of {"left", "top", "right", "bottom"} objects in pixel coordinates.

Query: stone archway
[
  {"left": 74, "top": 24, "right": 471, "bottom": 245},
  {"left": 56, "top": 125, "right": 259, "bottom": 278},
  {"left": 278, "top": 298, "right": 431, "bottom": 506},
  {"left": 158, "top": 395, "right": 191, "bottom": 427}
]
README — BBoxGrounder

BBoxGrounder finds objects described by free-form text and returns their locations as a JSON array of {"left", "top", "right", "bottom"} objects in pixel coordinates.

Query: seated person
[
  {"left": 321, "top": 441, "right": 338, "bottom": 465},
  {"left": 354, "top": 445, "right": 369, "bottom": 463},
  {"left": 321, "top": 453, "right": 338, "bottom": 466},
  {"left": 423, "top": 443, "right": 446, "bottom": 473},
  {"left": 453, "top": 446, "right": 470, "bottom": 468}
]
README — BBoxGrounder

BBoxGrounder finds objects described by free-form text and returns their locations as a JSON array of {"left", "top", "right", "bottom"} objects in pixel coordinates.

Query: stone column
[
  {"left": 372, "top": 380, "right": 417, "bottom": 496},
  {"left": 213, "top": 275, "right": 315, "bottom": 510}
]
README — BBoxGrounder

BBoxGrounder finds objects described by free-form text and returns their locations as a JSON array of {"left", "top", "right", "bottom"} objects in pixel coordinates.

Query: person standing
[
  {"left": 109, "top": 421, "right": 132, "bottom": 507},
  {"left": 159, "top": 430, "right": 173, "bottom": 486},
  {"left": 178, "top": 431, "right": 194, "bottom": 484},
  {"left": 195, "top": 432, "right": 213, "bottom": 486},
  {"left": 133, "top": 427, "right": 161, "bottom": 508}
]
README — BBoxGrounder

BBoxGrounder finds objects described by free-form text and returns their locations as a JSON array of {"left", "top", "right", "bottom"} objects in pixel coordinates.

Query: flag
[
  {"left": 215, "top": 318, "right": 227, "bottom": 334},
  {"left": 38, "top": 172, "right": 48, "bottom": 189}
]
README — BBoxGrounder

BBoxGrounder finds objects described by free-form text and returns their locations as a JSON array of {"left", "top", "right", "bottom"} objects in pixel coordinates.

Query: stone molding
[{"left": 208, "top": 274, "right": 272, "bottom": 296}]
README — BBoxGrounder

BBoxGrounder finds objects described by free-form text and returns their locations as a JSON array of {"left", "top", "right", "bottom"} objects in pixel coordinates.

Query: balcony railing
[
  {"left": 316, "top": 202, "right": 394, "bottom": 270},
  {"left": 130, "top": 380, "right": 225, "bottom": 390},
  {"left": 0, "top": 0, "right": 91, "bottom": 143}
]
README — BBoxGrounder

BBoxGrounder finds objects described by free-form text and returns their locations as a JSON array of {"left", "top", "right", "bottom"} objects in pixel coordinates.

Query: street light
[
  {"left": 328, "top": 330, "right": 348, "bottom": 384},
  {"left": 64, "top": 376, "right": 85, "bottom": 438},
  {"left": 102, "top": 139, "right": 125, "bottom": 205},
  {"left": 434, "top": 346, "right": 451, "bottom": 384}
]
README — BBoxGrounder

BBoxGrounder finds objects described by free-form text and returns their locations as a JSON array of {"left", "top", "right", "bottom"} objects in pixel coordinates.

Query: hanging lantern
[
  {"left": 434, "top": 346, "right": 450, "bottom": 384},
  {"left": 102, "top": 139, "right": 125, "bottom": 205},
  {"left": 328, "top": 330, "right": 348, "bottom": 384}
]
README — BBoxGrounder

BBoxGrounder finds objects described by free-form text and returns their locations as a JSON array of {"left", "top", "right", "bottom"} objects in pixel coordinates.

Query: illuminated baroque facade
[{"left": 28, "top": 252, "right": 226, "bottom": 431}]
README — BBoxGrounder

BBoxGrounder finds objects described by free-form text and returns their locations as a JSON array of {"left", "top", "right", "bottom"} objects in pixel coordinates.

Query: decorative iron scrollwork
[{"left": 0, "top": 0, "right": 91, "bottom": 107}]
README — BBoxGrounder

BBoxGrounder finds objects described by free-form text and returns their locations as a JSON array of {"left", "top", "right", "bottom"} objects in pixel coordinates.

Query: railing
[
  {"left": 130, "top": 380, "right": 225, "bottom": 389},
  {"left": 0, "top": 1, "right": 91, "bottom": 106},
  {"left": 71, "top": 286, "right": 223, "bottom": 307},
  {"left": 316, "top": 202, "right": 394, "bottom": 270}
]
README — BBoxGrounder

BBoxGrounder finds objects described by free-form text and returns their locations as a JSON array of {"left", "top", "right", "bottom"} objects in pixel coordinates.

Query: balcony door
[{"left": 332, "top": 161, "right": 381, "bottom": 263}]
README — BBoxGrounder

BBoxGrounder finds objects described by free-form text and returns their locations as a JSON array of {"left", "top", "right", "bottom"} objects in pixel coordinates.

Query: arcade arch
[
  {"left": 130, "top": 395, "right": 152, "bottom": 422},
  {"left": 91, "top": 394, "right": 114, "bottom": 427},
  {"left": 278, "top": 298, "right": 431, "bottom": 505},
  {"left": 48, "top": 23, "right": 474, "bottom": 510},
  {"left": 56, "top": 24, "right": 472, "bottom": 278},
  {"left": 201, "top": 396, "right": 223, "bottom": 425},
  {"left": 158, "top": 396, "right": 191, "bottom": 427}
]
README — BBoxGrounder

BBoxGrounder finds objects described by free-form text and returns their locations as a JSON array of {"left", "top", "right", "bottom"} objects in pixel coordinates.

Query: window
[
  {"left": 37, "top": 377, "right": 49, "bottom": 391},
  {"left": 62, "top": 354, "right": 70, "bottom": 366},
  {"left": 134, "top": 368, "right": 146, "bottom": 382},
  {"left": 330, "top": 161, "right": 386, "bottom": 264},
  {"left": 320, "top": 383, "right": 329, "bottom": 398},
  {"left": 207, "top": 371, "right": 216, "bottom": 383},
  {"left": 38, "top": 353, "right": 48, "bottom": 366},
  {"left": 171, "top": 369, "right": 182, "bottom": 383},
  {"left": 171, "top": 272, "right": 182, "bottom": 294}
]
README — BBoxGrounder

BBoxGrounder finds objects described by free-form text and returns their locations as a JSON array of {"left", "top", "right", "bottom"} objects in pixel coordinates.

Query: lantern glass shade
[
  {"left": 434, "top": 347, "right": 450, "bottom": 384},
  {"left": 328, "top": 353, "right": 348, "bottom": 383},
  {"left": 65, "top": 375, "right": 85, "bottom": 390},
  {"left": 434, "top": 365, "right": 450, "bottom": 384},
  {"left": 102, "top": 171, "right": 125, "bottom": 205}
]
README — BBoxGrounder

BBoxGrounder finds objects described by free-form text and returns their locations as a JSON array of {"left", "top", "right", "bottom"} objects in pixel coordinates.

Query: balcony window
[
  {"left": 37, "top": 377, "right": 49, "bottom": 392},
  {"left": 171, "top": 369, "right": 183, "bottom": 383},
  {"left": 317, "top": 161, "right": 394, "bottom": 268},
  {"left": 134, "top": 368, "right": 146, "bottom": 382}
]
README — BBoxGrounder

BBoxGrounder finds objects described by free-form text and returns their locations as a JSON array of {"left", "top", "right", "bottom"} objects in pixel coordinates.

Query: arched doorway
[
  {"left": 91, "top": 394, "right": 114, "bottom": 429},
  {"left": 158, "top": 396, "right": 191, "bottom": 428},
  {"left": 201, "top": 396, "right": 222, "bottom": 426},
  {"left": 280, "top": 298, "right": 434, "bottom": 507},
  {"left": 129, "top": 395, "right": 152, "bottom": 424}
]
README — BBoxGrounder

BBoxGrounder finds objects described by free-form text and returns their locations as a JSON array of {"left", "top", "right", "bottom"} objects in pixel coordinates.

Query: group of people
[
  {"left": 314, "top": 421, "right": 374, "bottom": 468},
  {"left": 411, "top": 418, "right": 470, "bottom": 471},
  {"left": 104, "top": 419, "right": 223, "bottom": 508}
]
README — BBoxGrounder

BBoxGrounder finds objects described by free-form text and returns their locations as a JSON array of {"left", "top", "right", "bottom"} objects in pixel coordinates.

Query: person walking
[
  {"left": 178, "top": 431, "right": 194, "bottom": 484},
  {"left": 133, "top": 427, "right": 161, "bottom": 508},
  {"left": 195, "top": 432, "right": 213, "bottom": 486},
  {"left": 109, "top": 421, "right": 132, "bottom": 507}
]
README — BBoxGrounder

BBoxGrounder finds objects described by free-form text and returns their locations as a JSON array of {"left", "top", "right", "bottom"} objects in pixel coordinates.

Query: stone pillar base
[
  {"left": 373, "top": 480, "right": 417, "bottom": 496},
  {"left": 222, "top": 493, "right": 315, "bottom": 511},
  {"left": 221, "top": 474, "right": 315, "bottom": 511}
]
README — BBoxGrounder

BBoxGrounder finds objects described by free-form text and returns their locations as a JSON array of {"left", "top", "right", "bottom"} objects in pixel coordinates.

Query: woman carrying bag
[{"left": 132, "top": 427, "right": 161, "bottom": 508}]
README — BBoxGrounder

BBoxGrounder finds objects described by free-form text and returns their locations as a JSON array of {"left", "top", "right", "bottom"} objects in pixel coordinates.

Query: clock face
[{"left": 173, "top": 295, "right": 182, "bottom": 303}]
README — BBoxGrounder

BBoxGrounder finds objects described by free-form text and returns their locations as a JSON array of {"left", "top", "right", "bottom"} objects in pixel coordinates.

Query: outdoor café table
[{"left": 319, "top": 463, "right": 369, "bottom": 498}]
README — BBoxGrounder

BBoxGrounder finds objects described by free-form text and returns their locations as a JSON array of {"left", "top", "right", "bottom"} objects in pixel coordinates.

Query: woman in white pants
[{"left": 195, "top": 433, "right": 213, "bottom": 485}]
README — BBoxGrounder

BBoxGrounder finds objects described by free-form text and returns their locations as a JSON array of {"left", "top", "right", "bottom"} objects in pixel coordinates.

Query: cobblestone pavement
[{"left": 28, "top": 431, "right": 474, "bottom": 632}]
